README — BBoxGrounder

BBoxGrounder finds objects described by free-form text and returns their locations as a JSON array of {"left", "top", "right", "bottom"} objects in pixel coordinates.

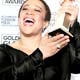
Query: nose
[{"left": 26, "top": 10, "right": 33, "bottom": 15}]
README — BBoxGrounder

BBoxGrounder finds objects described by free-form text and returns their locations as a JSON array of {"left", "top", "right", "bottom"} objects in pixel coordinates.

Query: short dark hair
[{"left": 18, "top": 0, "right": 51, "bottom": 21}]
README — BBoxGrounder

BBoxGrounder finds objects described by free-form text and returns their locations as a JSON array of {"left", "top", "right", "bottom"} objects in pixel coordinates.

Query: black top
[
  {"left": 0, "top": 44, "right": 44, "bottom": 80},
  {"left": 0, "top": 21, "right": 80, "bottom": 80}
]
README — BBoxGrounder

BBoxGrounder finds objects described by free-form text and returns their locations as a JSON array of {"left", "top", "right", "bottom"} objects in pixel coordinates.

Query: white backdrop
[
  {"left": 0, "top": 0, "right": 22, "bottom": 44},
  {"left": 0, "top": 0, "right": 80, "bottom": 80}
]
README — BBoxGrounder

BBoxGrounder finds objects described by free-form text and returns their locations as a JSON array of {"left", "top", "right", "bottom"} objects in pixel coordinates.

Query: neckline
[{"left": 2, "top": 44, "right": 29, "bottom": 56}]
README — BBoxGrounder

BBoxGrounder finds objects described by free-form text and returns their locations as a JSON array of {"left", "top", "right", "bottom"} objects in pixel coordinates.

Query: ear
[{"left": 43, "top": 21, "right": 49, "bottom": 29}]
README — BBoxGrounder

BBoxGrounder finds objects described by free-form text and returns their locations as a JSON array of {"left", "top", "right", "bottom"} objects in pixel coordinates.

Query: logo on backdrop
[
  {"left": 2, "top": 0, "right": 24, "bottom": 5},
  {"left": 1, "top": 16, "right": 18, "bottom": 26},
  {"left": 1, "top": 34, "right": 20, "bottom": 44}
]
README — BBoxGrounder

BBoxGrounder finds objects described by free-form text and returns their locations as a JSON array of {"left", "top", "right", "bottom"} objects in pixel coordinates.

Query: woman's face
[{"left": 18, "top": 0, "right": 48, "bottom": 36}]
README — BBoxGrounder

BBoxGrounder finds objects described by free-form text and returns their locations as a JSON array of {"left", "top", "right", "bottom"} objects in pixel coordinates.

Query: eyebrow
[{"left": 23, "top": 4, "right": 43, "bottom": 10}]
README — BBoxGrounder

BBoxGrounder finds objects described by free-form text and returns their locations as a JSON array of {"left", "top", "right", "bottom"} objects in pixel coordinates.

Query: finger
[
  {"left": 60, "top": 0, "right": 75, "bottom": 5},
  {"left": 57, "top": 35, "right": 70, "bottom": 43},
  {"left": 57, "top": 36, "right": 70, "bottom": 49},
  {"left": 49, "top": 34, "right": 65, "bottom": 42},
  {"left": 55, "top": 39, "right": 69, "bottom": 50},
  {"left": 59, "top": 39, "right": 69, "bottom": 48}
]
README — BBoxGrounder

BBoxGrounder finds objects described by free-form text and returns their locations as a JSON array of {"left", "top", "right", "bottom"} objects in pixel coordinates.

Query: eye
[
  {"left": 22, "top": 7, "right": 28, "bottom": 10},
  {"left": 35, "top": 9, "right": 41, "bottom": 12}
]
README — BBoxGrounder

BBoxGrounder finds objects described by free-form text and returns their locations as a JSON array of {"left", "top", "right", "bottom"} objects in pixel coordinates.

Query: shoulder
[
  {"left": 0, "top": 44, "right": 11, "bottom": 62},
  {"left": 0, "top": 44, "right": 8, "bottom": 57},
  {"left": 0, "top": 44, "right": 13, "bottom": 72}
]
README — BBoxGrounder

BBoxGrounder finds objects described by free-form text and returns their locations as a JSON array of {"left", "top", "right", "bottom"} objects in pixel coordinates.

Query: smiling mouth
[{"left": 24, "top": 18, "right": 34, "bottom": 24}]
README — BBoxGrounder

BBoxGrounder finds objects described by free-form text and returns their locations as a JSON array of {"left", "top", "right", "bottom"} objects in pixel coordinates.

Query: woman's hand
[
  {"left": 39, "top": 34, "right": 70, "bottom": 59},
  {"left": 60, "top": 0, "right": 79, "bottom": 26}
]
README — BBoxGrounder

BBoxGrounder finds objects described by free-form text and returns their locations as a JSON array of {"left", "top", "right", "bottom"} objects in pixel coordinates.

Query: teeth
[{"left": 25, "top": 18, "right": 34, "bottom": 23}]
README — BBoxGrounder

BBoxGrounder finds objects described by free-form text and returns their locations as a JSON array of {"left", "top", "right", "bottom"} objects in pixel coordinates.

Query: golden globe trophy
[{"left": 48, "top": 0, "right": 74, "bottom": 37}]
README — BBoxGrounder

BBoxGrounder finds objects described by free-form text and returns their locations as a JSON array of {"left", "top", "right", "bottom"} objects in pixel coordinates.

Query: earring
[{"left": 42, "top": 27, "right": 46, "bottom": 32}]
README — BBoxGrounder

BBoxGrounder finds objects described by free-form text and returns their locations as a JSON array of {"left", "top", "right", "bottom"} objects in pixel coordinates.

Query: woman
[{"left": 0, "top": 0, "right": 79, "bottom": 80}]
